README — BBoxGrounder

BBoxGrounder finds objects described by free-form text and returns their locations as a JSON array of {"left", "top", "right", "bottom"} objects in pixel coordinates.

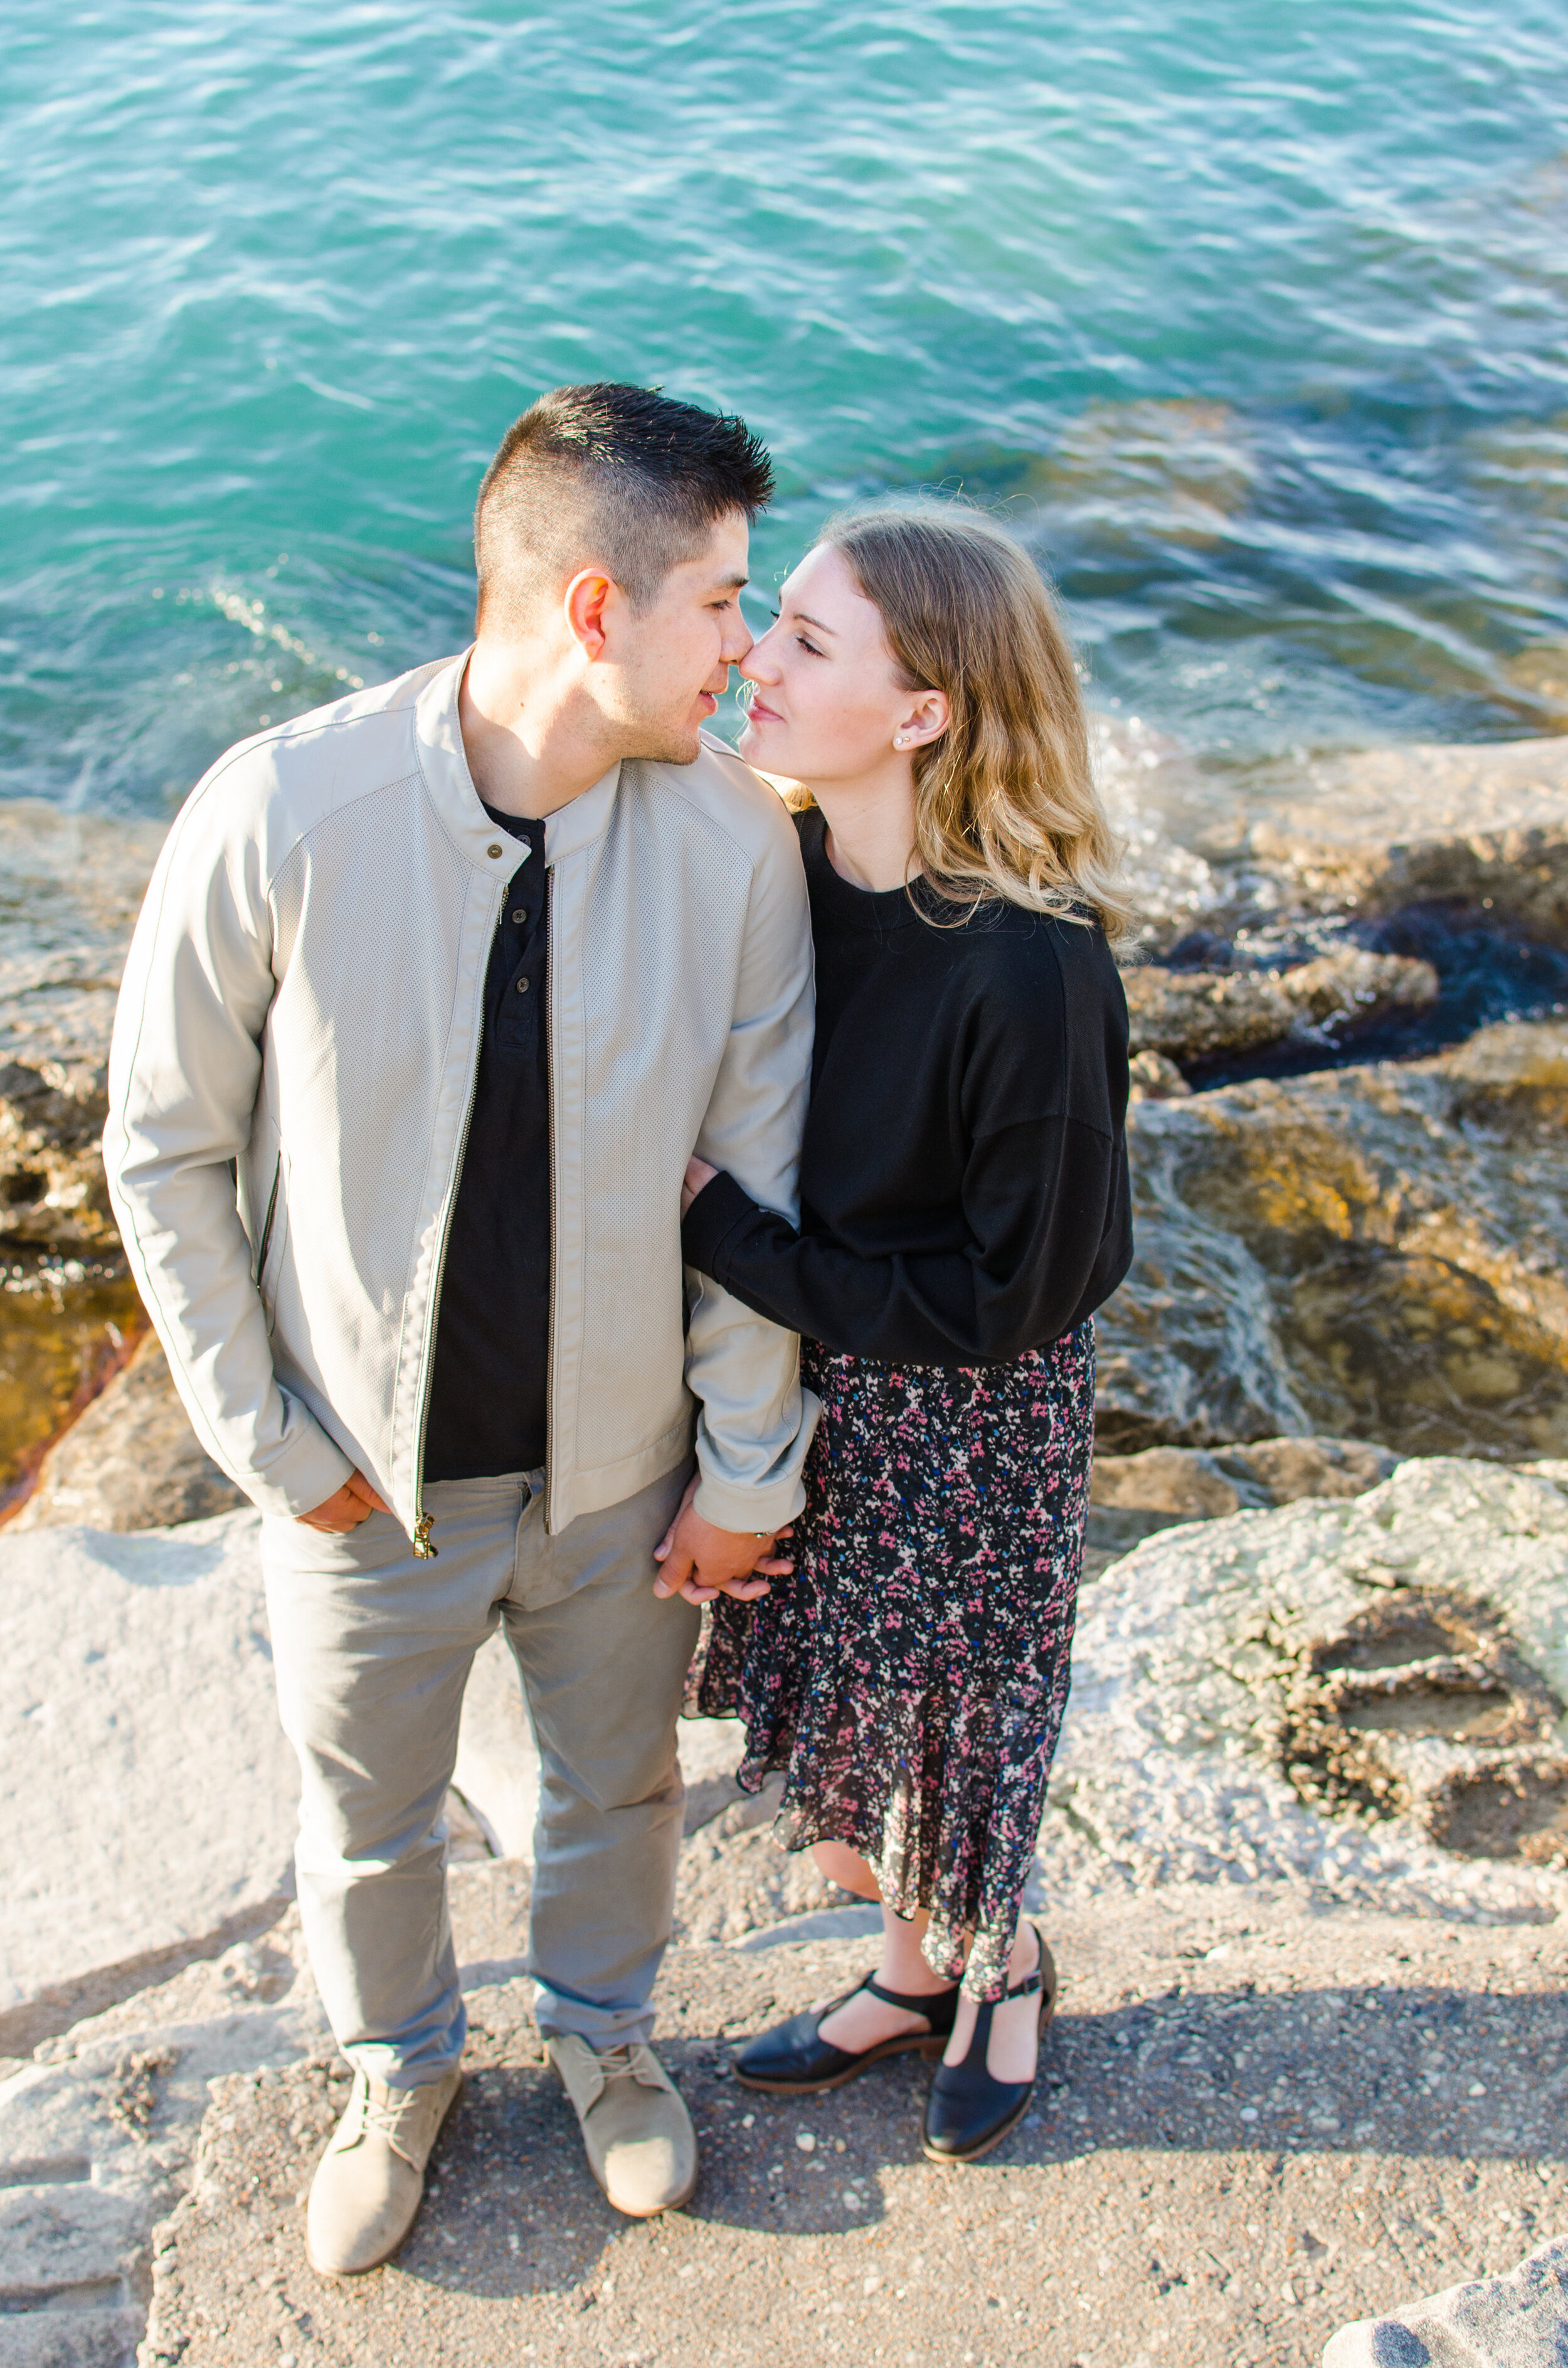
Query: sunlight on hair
[{"left": 807, "top": 503, "right": 1135, "bottom": 945}]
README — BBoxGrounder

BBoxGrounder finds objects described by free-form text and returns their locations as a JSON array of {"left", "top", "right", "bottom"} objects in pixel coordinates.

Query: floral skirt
[{"left": 686, "top": 1320, "right": 1094, "bottom": 2001}]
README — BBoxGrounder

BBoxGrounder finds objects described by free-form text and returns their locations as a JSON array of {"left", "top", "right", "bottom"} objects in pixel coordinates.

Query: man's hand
[
  {"left": 299, "top": 1469, "right": 390, "bottom": 1534},
  {"left": 681, "top": 1155, "right": 718, "bottom": 1219},
  {"left": 652, "top": 1473, "right": 793, "bottom": 1605}
]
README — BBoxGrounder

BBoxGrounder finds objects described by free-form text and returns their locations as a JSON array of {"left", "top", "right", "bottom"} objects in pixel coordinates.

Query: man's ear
[{"left": 564, "top": 568, "right": 616, "bottom": 661}]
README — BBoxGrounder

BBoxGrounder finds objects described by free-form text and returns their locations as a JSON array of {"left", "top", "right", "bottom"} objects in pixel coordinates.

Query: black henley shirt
[
  {"left": 681, "top": 804, "right": 1131, "bottom": 1366},
  {"left": 423, "top": 804, "right": 551, "bottom": 1480}
]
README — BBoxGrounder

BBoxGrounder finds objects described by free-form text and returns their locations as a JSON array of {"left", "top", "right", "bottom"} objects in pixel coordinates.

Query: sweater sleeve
[{"left": 681, "top": 1112, "right": 1123, "bottom": 1363}]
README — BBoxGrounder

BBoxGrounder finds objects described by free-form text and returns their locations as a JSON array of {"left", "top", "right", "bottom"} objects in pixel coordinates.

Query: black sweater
[{"left": 681, "top": 805, "right": 1132, "bottom": 1366}]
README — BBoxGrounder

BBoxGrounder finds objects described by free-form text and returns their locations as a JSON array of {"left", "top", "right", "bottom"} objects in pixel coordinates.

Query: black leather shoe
[
  {"left": 921, "top": 1926, "right": 1057, "bottom": 2164},
  {"left": 734, "top": 1971, "right": 961, "bottom": 2095}
]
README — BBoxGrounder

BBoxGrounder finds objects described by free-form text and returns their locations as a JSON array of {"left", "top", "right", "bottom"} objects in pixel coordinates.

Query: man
[{"left": 104, "top": 383, "right": 816, "bottom": 2272}]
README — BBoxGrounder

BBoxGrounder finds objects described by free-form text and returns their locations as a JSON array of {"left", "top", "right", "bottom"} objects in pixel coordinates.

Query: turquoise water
[{"left": 4, "top": 1, "right": 1567, "bottom": 820}]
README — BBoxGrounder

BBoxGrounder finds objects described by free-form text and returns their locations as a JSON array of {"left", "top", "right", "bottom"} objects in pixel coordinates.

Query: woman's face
[{"left": 738, "top": 542, "right": 940, "bottom": 785}]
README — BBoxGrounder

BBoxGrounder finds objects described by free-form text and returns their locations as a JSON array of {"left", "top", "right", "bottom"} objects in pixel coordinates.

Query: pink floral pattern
[{"left": 687, "top": 1321, "right": 1095, "bottom": 2001}]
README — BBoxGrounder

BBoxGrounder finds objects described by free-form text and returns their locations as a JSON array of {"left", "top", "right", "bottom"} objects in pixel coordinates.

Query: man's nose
[{"left": 723, "top": 613, "right": 755, "bottom": 669}]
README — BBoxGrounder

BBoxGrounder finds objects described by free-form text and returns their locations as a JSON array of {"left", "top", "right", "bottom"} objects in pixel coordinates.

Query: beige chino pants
[{"left": 262, "top": 1463, "right": 699, "bottom": 2088}]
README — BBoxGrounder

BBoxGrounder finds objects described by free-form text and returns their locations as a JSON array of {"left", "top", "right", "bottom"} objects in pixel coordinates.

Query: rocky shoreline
[{"left": 1, "top": 730, "right": 1566, "bottom": 2365}]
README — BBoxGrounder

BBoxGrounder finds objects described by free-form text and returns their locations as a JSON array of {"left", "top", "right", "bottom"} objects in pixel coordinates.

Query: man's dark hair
[{"left": 474, "top": 382, "right": 773, "bottom": 626}]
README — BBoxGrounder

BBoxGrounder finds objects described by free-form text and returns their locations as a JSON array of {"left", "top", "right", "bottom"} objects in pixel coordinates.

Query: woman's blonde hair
[{"left": 801, "top": 503, "right": 1133, "bottom": 945}]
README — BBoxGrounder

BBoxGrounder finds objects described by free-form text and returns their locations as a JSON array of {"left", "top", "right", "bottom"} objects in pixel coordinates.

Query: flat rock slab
[
  {"left": 1044, "top": 1455, "right": 1568, "bottom": 1926},
  {"left": 1324, "top": 2231, "right": 1568, "bottom": 2365},
  {"left": 1244, "top": 733, "right": 1568, "bottom": 938},
  {"left": 0, "top": 1510, "right": 297, "bottom": 2044},
  {"left": 0, "top": 1918, "right": 326, "bottom": 2364},
  {"left": 137, "top": 1887, "right": 1568, "bottom": 2368}
]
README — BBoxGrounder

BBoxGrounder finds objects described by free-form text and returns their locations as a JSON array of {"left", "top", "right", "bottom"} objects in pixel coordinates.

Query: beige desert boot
[
  {"left": 305, "top": 2066, "right": 464, "bottom": 2276},
  {"left": 547, "top": 2036, "right": 697, "bottom": 2216}
]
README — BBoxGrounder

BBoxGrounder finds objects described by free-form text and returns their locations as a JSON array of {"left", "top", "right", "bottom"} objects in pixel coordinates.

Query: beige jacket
[{"left": 104, "top": 652, "right": 818, "bottom": 1544}]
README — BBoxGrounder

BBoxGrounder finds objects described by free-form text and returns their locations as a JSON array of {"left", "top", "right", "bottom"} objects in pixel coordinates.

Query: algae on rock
[
  {"left": 11, "top": 1330, "right": 246, "bottom": 1531},
  {"left": 1097, "top": 1018, "right": 1568, "bottom": 1458},
  {"left": 1042, "top": 1456, "right": 1568, "bottom": 1923}
]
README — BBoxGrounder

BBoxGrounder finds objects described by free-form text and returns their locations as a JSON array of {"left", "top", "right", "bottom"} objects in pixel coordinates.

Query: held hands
[
  {"left": 298, "top": 1468, "right": 390, "bottom": 1534},
  {"left": 652, "top": 1471, "right": 794, "bottom": 1605},
  {"left": 681, "top": 1155, "right": 718, "bottom": 1219}
]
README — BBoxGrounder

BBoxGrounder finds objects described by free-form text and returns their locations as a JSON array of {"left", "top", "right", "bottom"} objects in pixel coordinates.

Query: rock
[
  {"left": 1092, "top": 1435, "right": 1399, "bottom": 1519},
  {"left": 1125, "top": 964, "right": 1298, "bottom": 1061},
  {"left": 1121, "top": 948, "right": 1438, "bottom": 1067},
  {"left": 1041, "top": 1455, "right": 1568, "bottom": 1922},
  {"left": 9, "top": 1332, "right": 248, "bottom": 1532},
  {"left": 0, "top": 1511, "right": 298, "bottom": 2053},
  {"left": 1096, "top": 1018, "right": 1568, "bottom": 1458},
  {"left": 0, "top": 1059, "right": 118, "bottom": 1253},
  {"left": 0, "top": 1255, "right": 147, "bottom": 1514},
  {"left": 0, "top": 802, "right": 163, "bottom": 1073},
  {"left": 674, "top": 1784, "right": 842, "bottom": 1946},
  {"left": 452, "top": 1628, "right": 753, "bottom": 1862},
  {"left": 1128, "top": 1048, "right": 1192, "bottom": 1100},
  {"left": 1323, "top": 2233, "right": 1568, "bottom": 2366},
  {"left": 130, "top": 1892, "right": 1568, "bottom": 2368},
  {"left": 1085, "top": 1436, "right": 1400, "bottom": 1576},
  {"left": 1246, "top": 733, "right": 1568, "bottom": 939},
  {"left": 1279, "top": 947, "right": 1440, "bottom": 1033},
  {"left": 0, "top": 1916, "right": 324, "bottom": 2367},
  {"left": 450, "top": 1630, "right": 539, "bottom": 1860}
]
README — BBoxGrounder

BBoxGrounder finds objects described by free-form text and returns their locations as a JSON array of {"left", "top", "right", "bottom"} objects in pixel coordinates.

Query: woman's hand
[
  {"left": 652, "top": 1470, "right": 795, "bottom": 1605},
  {"left": 681, "top": 1155, "right": 718, "bottom": 1219}
]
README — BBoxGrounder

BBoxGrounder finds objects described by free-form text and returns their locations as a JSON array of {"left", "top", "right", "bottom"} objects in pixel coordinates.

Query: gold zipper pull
[{"left": 413, "top": 1512, "right": 438, "bottom": 1560}]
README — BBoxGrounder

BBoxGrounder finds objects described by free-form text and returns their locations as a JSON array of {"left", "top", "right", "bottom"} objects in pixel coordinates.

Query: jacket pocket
[{"left": 253, "top": 1147, "right": 290, "bottom": 1333}]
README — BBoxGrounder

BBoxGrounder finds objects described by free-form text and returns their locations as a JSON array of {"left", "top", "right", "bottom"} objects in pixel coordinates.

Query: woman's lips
[{"left": 746, "top": 700, "right": 783, "bottom": 725}]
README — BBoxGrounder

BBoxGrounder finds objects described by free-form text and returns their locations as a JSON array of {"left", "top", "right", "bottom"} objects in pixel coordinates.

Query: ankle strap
[
  {"left": 861, "top": 1972, "right": 960, "bottom": 2015},
  {"left": 1006, "top": 1968, "right": 1042, "bottom": 2001}
]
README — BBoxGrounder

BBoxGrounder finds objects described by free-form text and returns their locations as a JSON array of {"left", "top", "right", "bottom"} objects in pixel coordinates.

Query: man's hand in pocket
[{"left": 299, "top": 1470, "right": 390, "bottom": 1534}]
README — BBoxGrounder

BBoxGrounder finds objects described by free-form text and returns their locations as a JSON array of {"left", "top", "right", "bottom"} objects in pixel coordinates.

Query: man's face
[{"left": 600, "top": 511, "right": 754, "bottom": 764}]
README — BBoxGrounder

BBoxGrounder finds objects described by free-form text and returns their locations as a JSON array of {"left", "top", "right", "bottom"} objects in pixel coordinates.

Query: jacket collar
[{"left": 414, "top": 647, "right": 622, "bottom": 871}]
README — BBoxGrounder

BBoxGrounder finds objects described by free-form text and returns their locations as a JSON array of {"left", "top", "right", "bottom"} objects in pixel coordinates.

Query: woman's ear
[{"left": 899, "top": 688, "right": 950, "bottom": 748}]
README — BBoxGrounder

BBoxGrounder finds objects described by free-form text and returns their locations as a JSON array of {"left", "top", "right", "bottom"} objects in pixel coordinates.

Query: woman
[{"left": 671, "top": 505, "right": 1131, "bottom": 2164}]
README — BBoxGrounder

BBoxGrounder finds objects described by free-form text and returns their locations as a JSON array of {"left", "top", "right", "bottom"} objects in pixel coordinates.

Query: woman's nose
[{"left": 739, "top": 626, "right": 781, "bottom": 684}]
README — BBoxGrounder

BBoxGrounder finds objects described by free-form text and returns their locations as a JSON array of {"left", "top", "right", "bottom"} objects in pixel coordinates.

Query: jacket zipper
[
  {"left": 410, "top": 874, "right": 503, "bottom": 1558},
  {"left": 543, "top": 864, "right": 560, "bottom": 1536}
]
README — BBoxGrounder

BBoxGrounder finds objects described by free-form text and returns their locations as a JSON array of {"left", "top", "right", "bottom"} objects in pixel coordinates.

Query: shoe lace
[
  {"left": 589, "top": 2044, "right": 640, "bottom": 2082},
  {"left": 352, "top": 2082, "right": 428, "bottom": 2147}
]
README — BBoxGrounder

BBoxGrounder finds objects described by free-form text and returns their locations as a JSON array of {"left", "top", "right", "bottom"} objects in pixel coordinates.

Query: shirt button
[
  {"left": 511, "top": 910, "right": 526, "bottom": 925},
  {"left": 516, "top": 977, "right": 530, "bottom": 993},
  {"left": 487, "top": 842, "right": 504, "bottom": 859}
]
